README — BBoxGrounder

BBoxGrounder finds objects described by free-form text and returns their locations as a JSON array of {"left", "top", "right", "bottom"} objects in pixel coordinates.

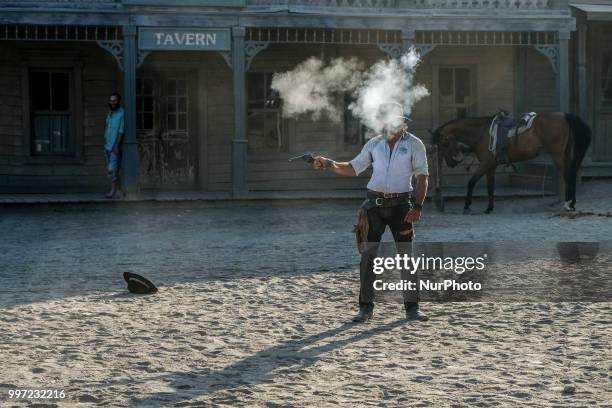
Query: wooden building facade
[
  {"left": 571, "top": 1, "right": 612, "bottom": 177},
  {"left": 0, "top": 0, "right": 606, "bottom": 195}
]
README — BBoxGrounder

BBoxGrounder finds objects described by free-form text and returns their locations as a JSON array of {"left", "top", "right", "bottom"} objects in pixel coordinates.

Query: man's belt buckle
[{"left": 375, "top": 197, "right": 384, "bottom": 206}]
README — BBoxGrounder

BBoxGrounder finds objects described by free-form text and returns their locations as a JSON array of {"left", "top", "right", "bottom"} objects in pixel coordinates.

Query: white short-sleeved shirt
[{"left": 350, "top": 131, "right": 429, "bottom": 194}]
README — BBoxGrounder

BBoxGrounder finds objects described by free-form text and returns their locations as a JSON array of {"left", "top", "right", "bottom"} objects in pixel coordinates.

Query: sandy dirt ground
[{"left": 0, "top": 180, "right": 611, "bottom": 407}]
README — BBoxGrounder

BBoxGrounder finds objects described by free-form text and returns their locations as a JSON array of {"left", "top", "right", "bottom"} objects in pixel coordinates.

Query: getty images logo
[{"left": 372, "top": 253, "right": 488, "bottom": 275}]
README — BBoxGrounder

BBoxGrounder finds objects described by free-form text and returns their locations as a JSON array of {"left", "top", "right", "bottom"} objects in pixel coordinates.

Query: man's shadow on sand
[{"left": 126, "top": 319, "right": 408, "bottom": 406}]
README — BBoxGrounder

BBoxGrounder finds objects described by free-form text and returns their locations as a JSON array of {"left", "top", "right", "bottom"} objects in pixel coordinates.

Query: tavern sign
[{"left": 138, "top": 28, "right": 231, "bottom": 51}]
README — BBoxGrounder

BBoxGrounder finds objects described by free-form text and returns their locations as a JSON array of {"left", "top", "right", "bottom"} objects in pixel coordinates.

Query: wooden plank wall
[
  {"left": 0, "top": 41, "right": 558, "bottom": 193},
  {"left": 0, "top": 47, "right": 21, "bottom": 189},
  {"left": 411, "top": 46, "right": 516, "bottom": 187},
  {"left": 245, "top": 44, "right": 373, "bottom": 191},
  {"left": 244, "top": 44, "right": 410, "bottom": 191},
  {"left": 0, "top": 42, "right": 119, "bottom": 192},
  {"left": 202, "top": 52, "right": 233, "bottom": 192},
  {"left": 205, "top": 44, "right": 559, "bottom": 191},
  {"left": 523, "top": 47, "right": 557, "bottom": 112}
]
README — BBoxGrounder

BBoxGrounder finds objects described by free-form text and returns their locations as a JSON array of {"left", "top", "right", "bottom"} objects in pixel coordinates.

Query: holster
[
  {"left": 353, "top": 199, "right": 377, "bottom": 254},
  {"left": 353, "top": 197, "right": 415, "bottom": 254}
]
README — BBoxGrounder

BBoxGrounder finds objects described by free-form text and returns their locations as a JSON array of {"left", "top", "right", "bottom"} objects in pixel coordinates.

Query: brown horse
[{"left": 432, "top": 112, "right": 591, "bottom": 213}]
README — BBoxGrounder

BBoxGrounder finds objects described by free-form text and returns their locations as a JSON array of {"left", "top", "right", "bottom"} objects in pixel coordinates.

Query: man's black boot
[
  {"left": 352, "top": 304, "right": 373, "bottom": 323},
  {"left": 405, "top": 302, "right": 429, "bottom": 321}
]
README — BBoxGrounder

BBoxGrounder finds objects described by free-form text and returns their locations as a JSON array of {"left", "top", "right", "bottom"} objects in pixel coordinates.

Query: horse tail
[
  {"left": 564, "top": 113, "right": 591, "bottom": 174},
  {"left": 563, "top": 113, "right": 592, "bottom": 206}
]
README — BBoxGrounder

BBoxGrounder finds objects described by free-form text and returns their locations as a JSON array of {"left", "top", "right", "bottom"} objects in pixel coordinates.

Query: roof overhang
[{"left": 571, "top": 3, "right": 612, "bottom": 21}]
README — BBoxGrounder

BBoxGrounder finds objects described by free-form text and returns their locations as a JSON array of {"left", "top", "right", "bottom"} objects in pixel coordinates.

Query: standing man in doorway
[
  {"left": 312, "top": 103, "right": 429, "bottom": 322},
  {"left": 104, "top": 92, "right": 125, "bottom": 199}
]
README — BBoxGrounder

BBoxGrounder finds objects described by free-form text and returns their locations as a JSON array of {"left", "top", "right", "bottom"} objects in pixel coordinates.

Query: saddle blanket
[{"left": 489, "top": 112, "right": 537, "bottom": 153}]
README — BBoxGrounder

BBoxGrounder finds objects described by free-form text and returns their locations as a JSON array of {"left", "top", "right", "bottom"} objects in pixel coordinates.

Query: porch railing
[
  {"left": 247, "top": 0, "right": 397, "bottom": 7},
  {"left": 0, "top": 0, "right": 556, "bottom": 8},
  {"left": 247, "top": 0, "right": 553, "bottom": 8},
  {"left": 411, "top": 0, "right": 550, "bottom": 8}
]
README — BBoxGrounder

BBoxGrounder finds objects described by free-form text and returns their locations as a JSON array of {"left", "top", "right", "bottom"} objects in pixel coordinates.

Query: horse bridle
[{"left": 438, "top": 137, "right": 473, "bottom": 167}]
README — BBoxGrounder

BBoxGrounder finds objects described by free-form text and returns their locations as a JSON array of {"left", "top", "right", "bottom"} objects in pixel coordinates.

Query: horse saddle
[{"left": 488, "top": 111, "right": 537, "bottom": 160}]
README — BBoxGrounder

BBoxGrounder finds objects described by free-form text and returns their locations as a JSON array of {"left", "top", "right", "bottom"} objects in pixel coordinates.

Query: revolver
[{"left": 288, "top": 153, "right": 315, "bottom": 164}]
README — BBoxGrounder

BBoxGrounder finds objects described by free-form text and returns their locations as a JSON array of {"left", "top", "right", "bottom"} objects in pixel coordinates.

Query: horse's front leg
[
  {"left": 485, "top": 168, "right": 496, "bottom": 214},
  {"left": 464, "top": 161, "right": 495, "bottom": 214}
]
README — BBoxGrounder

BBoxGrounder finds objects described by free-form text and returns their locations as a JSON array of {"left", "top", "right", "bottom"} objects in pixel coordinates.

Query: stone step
[{"left": 580, "top": 163, "right": 612, "bottom": 178}]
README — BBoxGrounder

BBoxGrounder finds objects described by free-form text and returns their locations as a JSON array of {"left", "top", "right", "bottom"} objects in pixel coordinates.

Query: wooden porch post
[
  {"left": 558, "top": 30, "right": 570, "bottom": 113},
  {"left": 231, "top": 26, "right": 247, "bottom": 197},
  {"left": 122, "top": 26, "right": 140, "bottom": 194},
  {"left": 556, "top": 30, "right": 571, "bottom": 198},
  {"left": 401, "top": 29, "right": 415, "bottom": 53},
  {"left": 576, "top": 22, "right": 588, "bottom": 121},
  {"left": 514, "top": 47, "right": 526, "bottom": 114}
]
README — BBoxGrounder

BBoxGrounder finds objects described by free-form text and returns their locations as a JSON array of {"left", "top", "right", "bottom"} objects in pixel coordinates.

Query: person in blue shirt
[
  {"left": 312, "top": 103, "right": 429, "bottom": 323},
  {"left": 104, "top": 92, "right": 125, "bottom": 198}
]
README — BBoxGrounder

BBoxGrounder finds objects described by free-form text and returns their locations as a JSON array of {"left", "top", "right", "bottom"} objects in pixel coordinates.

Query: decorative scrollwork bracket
[
  {"left": 245, "top": 41, "right": 270, "bottom": 71},
  {"left": 97, "top": 41, "right": 150, "bottom": 71},
  {"left": 415, "top": 44, "right": 436, "bottom": 58},
  {"left": 97, "top": 40, "right": 124, "bottom": 71},
  {"left": 137, "top": 50, "right": 150, "bottom": 69},
  {"left": 378, "top": 43, "right": 435, "bottom": 60},
  {"left": 377, "top": 43, "right": 402, "bottom": 59},
  {"left": 219, "top": 51, "right": 233, "bottom": 69},
  {"left": 534, "top": 45, "right": 559, "bottom": 74}
]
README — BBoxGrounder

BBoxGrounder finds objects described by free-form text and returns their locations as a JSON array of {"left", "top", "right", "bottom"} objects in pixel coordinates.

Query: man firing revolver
[{"left": 312, "top": 103, "right": 429, "bottom": 323}]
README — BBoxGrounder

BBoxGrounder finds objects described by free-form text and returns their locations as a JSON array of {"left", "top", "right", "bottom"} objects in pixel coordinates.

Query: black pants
[{"left": 359, "top": 200, "right": 418, "bottom": 307}]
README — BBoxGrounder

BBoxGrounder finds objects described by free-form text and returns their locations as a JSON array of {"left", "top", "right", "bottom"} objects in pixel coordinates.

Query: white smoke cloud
[
  {"left": 350, "top": 49, "right": 430, "bottom": 134},
  {"left": 271, "top": 48, "right": 429, "bottom": 135},
  {"left": 270, "top": 57, "right": 364, "bottom": 122}
]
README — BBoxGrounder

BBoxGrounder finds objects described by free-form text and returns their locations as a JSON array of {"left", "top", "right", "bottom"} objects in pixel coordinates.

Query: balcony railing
[
  {"left": 0, "top": 0, "right": 118, "bottom": 3},
  {"left": 248, "top": 0, "right": 553, "bottom": 8},
  {"left": 407, "top": 0, "right": 550, "bottom": 8},
  {"left": 247, "top": 0, "right": 396, "bottom": 7},
  {"left": 0, "top": 0, "right": 558, "bottom": 9}
]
